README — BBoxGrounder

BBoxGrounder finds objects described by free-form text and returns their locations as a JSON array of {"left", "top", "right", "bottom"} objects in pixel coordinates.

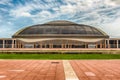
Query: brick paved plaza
[{"left": 0, "top": 60, "right": 120, "bottom": 80}]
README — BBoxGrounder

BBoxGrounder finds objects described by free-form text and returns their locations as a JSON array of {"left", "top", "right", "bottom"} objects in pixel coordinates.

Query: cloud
[
  {"left": 60, "top": 4, "right": 76, "bottom": 14},
  {"left": 104, "top": 0, "right": 116, "bottom": 6},
  {"left": 0, "top": 0, "right": 12, "bottom": 6},
  {"left": 9, "top": 0, "right": 119, "bottom": 19},
  {"left": 111, "top": 0, "right": 120, "bottom": 4},
  {"left": 102, "top": 18, "right": 120, "bottom": 37},
  {"left": 38, "top": 11, "right": 52, "bottom": 18},
  {"left": 10, "top": 10, "right": 32, "bottom": 17},
  {"left": 0, "top": 0, "right": 120, "bottom": 38},
  {"left": 9, "top": 3, "right": 33, "bottom": 17}
]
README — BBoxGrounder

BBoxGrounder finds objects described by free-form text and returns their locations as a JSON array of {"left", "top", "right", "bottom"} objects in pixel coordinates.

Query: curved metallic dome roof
[{"left": 12, "top": 20, "right": 109, "bottom": 38}]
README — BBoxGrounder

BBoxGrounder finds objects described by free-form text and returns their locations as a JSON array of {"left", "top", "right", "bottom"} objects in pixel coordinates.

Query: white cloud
[
  {"left": 111, "top": 0, "right": 120, "bottom": 4},
  {"left": 9, "top": 3, "right": 34, "bottom": 17},
  {"left": 9, "top": 0, "right": 57, "bottom": 18},
  {"left": 60, "top": 4, "right": 76, "bottom": 14},
  {"left": 0, "top": 0, "right": 119, "bottom": 38},
  {"left": 102, "top": 18, "right": 120, "bottom": 38},
  {"left": 0, "top": 0, "right": 10, "bottom": 4},
  {"left": 31, "top": 10, "right": 58, "bottom": 24},
  {"left": 10, "top": 9, "right": 32, "bottom": 17},
  {"left": 9, "top": 0, "right": 118, "bottom": 18},
  {"left": 0, "top": 0, "right": 12, "bottom": 6},
  {"left": 105, "top": 0, "right": 117, "bottom": 6},
  {"left": 38, "top": 11, "right": 52, "bottom": 18}
]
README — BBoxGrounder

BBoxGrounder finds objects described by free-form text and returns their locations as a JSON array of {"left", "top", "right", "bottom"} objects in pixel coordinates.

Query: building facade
[{"left": 0, "top": 20, "right": 120, "bottom": 53}]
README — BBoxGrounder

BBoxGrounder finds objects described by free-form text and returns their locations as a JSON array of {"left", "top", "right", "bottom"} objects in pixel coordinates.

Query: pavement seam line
[
  {"left": 0, "top": 75, "right": 6, "bottom": 78},
  {"left": 85, "top": 72, "right": 96, "bottom": 76},
  {"left": 63, "top": 60, "right": 79, "bottom": 80}
]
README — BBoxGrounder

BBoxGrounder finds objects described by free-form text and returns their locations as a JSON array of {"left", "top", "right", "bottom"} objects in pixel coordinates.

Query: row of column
[
  {"left": 107, "top": 40, "right": 119, "bottom": 48},
  {"left": 2, "top": 40, "right": 15, "bottom": 48},
  {"left": 1, "top": 39, "right": 120, "bottom": 48},
  {"left": 16, "top": 43, "right": 87, "bottom": 48}
]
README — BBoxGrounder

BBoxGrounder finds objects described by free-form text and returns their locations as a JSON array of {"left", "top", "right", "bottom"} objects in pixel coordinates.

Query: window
[
  {"left": 24, "top": 44, "right": 34, "bottom": 48},
  {"left": 88, "top": 44, "right": 96, "bottom": 48},
  {"left": 0, "top": 40, "right": 3, "bottom": 48},
  {"left": 5, "top": 40, "right": 12, "bottom": 48}
]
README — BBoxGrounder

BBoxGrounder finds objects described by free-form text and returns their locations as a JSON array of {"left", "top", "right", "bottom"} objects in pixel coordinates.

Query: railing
[{"left": 0, "top": 44, "right": 120, "bottom": 48}]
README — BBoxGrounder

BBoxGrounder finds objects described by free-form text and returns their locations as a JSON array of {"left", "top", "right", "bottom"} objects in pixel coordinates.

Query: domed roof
[{"left": 12, "top": 20, "right": 109, "bottom": 38}]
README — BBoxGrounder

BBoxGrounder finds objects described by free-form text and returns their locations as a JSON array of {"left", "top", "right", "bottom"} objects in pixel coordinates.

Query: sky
[{"left": 0, "top": 0, "right": 120, "bottom": 38}]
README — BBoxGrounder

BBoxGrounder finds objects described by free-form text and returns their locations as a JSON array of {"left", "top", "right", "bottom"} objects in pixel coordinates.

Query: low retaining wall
[{"left": 0, "top": 48, "right": 120, "bottom": 54}]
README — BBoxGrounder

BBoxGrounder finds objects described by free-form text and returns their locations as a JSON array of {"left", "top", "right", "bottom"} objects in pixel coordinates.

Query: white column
[
  {"left": 51, "top": 44, "right": 53, "bottom": 48},
  {"left": 44, "top": 44, "right": 46, "bottom": 48},
  {"left": 62, "top": 44, "right": 64, "bottom": 48},
  {"left": 105, "top": 40, "right": 106, "bottom": 48},
  {"left": 96, "top": 43, "right": 98, "bottom": 48},
  {"left": 12, "top": 40, "right": 14, "bottom": 48},
  {"left": 49, "top": 44, "right": 52, "bottom": 48},
  {"left": 3, "top": 40, "right": 5, "bottom": 48},
  {"left": 100, "top": 42, "right": 102, "bottom": 48},
  {"left": 117, "top": 40, "right": 119, "bottom": 48},
  {"left": 64, "top": 44, "right": 66, "bottom": 48},
  {"left": 107, "top": 39, "right": 110, "bottom": 48},
  {"left": 40, "top": 43, "right": 42, "bottom": 48}
]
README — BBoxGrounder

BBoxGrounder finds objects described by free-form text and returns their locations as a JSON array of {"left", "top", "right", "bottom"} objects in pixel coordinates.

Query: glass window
[
  {"left": 5, "top": 40, "right": 12, "bottom": 44},
  {"left": 109, "top": 40, "right": 117, "bottom": 44},
  {"left": 0, "top": 40, "right": 3, "bottom": 44},
  {"left": 24, "top": 44, "right": 34, "bottom": 48},
  {"left": 0, "top": 40, "right": 3, "bottom": 48},
  {"left": 88, "top": 44, "right": 96, "bottom": 48}
]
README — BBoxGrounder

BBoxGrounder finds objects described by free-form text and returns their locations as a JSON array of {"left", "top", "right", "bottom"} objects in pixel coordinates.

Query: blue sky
[{"left": 0, "top": 0, "right": 120, "bottom": 38}]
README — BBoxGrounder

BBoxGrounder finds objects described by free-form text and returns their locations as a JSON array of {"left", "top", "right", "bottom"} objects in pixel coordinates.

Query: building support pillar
[
  {"left": 45, "top": 44, "right": 46, "bottom": 48},
  {"left": 12, "top": 40, "right": 14, "bottom": 48},
  {"left": 105, "top": 40, "right": 106, "bottom": 48},
  {"left": 51, "top": 44, "right": 53, "bottom": 48},
  {"left": 84, "top": 43, "right": 86, "bottom": 48},
  {"left": 117, "top": 40, "right": 119, "bottom": 48},
  {"left": 18, "top": 42, "right": 20, "bottom": 48},
  {"left": 40, "top": 43, "right": 42, "bottom": 48},
  {"left": 22, "top": 43, "right": 24, "bottom": 48},
  {"left": 3, "top": 40, "right": 5, "bottom": 48},
  {"left": 62, "top": 44, "right": 64, "bottom": 48},
  {"left": 70, "top": 44, "right": 72, "bottom": 48},
  {"left": 100, "top": 42, "right": 102, "bottom": 48},
  {"left": 19, "top": 42, "right": 20, "bottom": 48},
  {"left": 69, "top": 44, "right": 71, "bottom": 48},
  {"left": 49, "top": 44, "right": 51, "bottom": 48},
  {"left": 85, "top": 43, "right": 87, "bottom": 48},
  {"left": 16, "top": 41, "right": 18, "bottom": 48},
  {"left": 20, "top": 42, "right": 21, "bottom": 48},
  {"left": 107, "top": 39, "right": 110, "bottom": 48},
  {"left": 96, "top": 43, "right": 98, "bottom": 48},
  {"left": 64, "top": 44, "right": 66, "bottom": 48},
  {"left": 49, "top": 44, "right": 50, "bottom": 48},
  {"left": 19, "top": 42, "right": 21, "bottom": 48}
]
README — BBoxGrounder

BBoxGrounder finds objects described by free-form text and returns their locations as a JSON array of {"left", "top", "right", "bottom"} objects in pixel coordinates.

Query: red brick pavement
[
  {"left": 70, "top": 60, "right": 120, "bottom": 80},
  {"left": 0, "top": 60, "right": 65, "bottom": 80},
  {"left": 0, "top": 60, "right": 120, "bottom": 80}
]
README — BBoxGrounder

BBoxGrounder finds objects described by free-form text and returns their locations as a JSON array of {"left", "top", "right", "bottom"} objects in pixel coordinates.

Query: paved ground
[{"left": 0, "top": 60, "right": 120, "bottom": 80}]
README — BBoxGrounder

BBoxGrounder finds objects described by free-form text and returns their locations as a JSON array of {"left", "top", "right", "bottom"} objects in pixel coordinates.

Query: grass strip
[{"left": 0, "top": 54, "right": 120, "bottom": 59}]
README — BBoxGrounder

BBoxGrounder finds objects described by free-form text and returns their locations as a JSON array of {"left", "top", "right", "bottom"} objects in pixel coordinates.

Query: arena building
[{"left": 0, "top": 20, "right": 120, "bottom": 53}]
